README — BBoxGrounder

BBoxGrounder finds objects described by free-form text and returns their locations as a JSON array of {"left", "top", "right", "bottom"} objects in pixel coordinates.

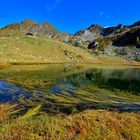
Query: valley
[{"left": 0, "top": 19, "right": 140, "bottom": 140}]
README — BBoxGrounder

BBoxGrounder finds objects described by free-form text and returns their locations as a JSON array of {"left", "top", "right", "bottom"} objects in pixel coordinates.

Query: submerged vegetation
[{"left": 0, "top": 64, "right": 140, "bottom": 114}]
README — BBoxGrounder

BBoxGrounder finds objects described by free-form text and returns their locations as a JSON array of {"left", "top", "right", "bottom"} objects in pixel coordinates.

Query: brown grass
[
  {"left": 0, "top": 104, "right": 140, "bottom": 140},
  {"left": 0, "top": 104, "right": 10, "bottom": 124}
]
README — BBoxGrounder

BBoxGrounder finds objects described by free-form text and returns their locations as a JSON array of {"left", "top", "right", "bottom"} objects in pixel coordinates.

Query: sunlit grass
[
  {"left": 0, "top": 104, "right": 140, "bottom": 140},
  {"left": 0, "top": 36, "right": 95, "bottom": 64}
]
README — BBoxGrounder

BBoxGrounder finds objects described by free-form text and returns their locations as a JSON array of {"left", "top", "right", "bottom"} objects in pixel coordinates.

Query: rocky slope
[
  {"left": 1, "top": 19, "right": 140, "bottom": 61},
  {"left": 0, "top": 19, "right": 61, "bottom": 39},
  {"left": 87, "top": 26, "right": 140, "bottom": 61},
  {"left": 68, "top": 21, "right": 140, "bottom": 61}
]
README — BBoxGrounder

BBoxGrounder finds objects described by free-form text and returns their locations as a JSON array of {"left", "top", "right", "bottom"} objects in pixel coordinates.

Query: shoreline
[
  {"left": 7, "top": 61, "right": 140, "bottom": 68},
  {"left": 0, "top": 60, "right": 140, "bottom": 68}
]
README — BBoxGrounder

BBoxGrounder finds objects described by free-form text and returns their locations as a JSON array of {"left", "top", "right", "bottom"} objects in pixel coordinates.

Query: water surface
[{"left": 0, "top": 64, "right": 140, "bottom": 114}]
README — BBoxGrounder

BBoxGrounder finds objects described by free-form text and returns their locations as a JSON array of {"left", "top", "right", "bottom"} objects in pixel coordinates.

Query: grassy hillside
[{"left": 0, "top": 36, "right": 95, "bottom": 64}]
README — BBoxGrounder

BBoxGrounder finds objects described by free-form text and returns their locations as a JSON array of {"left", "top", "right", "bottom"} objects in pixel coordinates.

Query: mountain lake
[{"left": 0, "top": 64, "right": 140, "bottom": 114}]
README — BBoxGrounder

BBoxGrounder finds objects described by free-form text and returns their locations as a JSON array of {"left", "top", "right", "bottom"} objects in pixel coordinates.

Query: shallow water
[{"left": 0, "top": 64, "right": 140, "bottom": 114}]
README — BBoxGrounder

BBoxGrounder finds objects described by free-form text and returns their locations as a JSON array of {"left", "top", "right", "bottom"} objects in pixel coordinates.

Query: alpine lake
[{"left": 0, "top": 64, "right": 140, "bottom": 115}]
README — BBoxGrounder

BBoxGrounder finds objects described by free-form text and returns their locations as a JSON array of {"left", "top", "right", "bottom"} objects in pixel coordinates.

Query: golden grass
[
  {"left": 0, "top": 36, "right": 95, "bottom": 64},
  {"left": 0, "top": 104, "right": 140, "bottom": 140},
  {"left": 0, "top": 35, "right": 140, "bottom": 67},
  {"left": 0, "top": 104, "right": 10, "bottom": 123}
]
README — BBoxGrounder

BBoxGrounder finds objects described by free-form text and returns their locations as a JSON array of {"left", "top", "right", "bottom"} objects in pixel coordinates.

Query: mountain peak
[
  {"left": 0, "top": 19, "right": 60, "bottom": 38},
  {"left": 116, "top": 24, "right": 123, "bottom": 28},
  {"left": 88, "top": 24, "right": 103, "bottom": 29},
  {"left": 22, "top": 19, "right": 37, "bottom": 25},
  {"left": 87, "top": 24, "right": 103, "bottom": 35},
  {"left": 130, "top": 21, "right": 140, "bottom": 27}
]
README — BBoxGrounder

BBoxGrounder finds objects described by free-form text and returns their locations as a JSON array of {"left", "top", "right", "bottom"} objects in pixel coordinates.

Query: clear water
[{"left": 0, "top": 64, "right": 140, "bottom": 114}]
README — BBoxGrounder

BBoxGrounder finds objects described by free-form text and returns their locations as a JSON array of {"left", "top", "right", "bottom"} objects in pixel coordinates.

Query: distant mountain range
[
  {"left": 0, "top": 19, "right": 140, "bottom": 61},
  {"left": 67, "top": 20, "right": 140, "bottom": 61},
  {"left": 1, "top": 19, "right": 140, "bottom": 43},
  {"left": 68, "top": 20, "right": 140, "bottom": 47}
]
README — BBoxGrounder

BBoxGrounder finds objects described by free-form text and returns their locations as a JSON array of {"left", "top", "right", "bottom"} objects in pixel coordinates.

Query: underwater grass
[{"left": 0, "top": 77, "right": 140, "bottom": 115}]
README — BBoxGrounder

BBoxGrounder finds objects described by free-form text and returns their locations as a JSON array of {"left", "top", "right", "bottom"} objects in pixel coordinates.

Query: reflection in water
[
  {"left": 59, "top": 68, "right": 140, "bottom": 93},
  {"left": 0, "top": 65, "right": 140, "bottom": 114}
]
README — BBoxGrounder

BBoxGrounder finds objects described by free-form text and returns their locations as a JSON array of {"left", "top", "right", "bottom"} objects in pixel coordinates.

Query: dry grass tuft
[
  {"left": 0, "top": 105, "right": 140, "bottom": 140},
  {"left": 0, "top": 104, "right": 10, "bottom": 123}
]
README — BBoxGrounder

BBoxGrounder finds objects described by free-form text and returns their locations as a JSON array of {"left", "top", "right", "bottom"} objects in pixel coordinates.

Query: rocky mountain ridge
[
  {"left": 66, "top": 21, "right": 140, "bottom": 61},
  {"left": 0, "top": 19, "right": 140, "bottom": 61},
  {"left": 0, "top": 19, "right": 61, "bottom": 39},
  {"left": 68, "top": 21, "right": 140, "bottom": 45}
]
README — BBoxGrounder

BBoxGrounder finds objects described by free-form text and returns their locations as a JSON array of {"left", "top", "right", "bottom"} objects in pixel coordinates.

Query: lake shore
[{"left": 0, "top": 59, "right": 140, "bottom": 68}]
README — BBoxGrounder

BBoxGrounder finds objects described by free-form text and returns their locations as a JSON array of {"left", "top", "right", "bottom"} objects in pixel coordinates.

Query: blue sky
[{"left": 0, "top": 0, "right": 140, "bottom": 33}]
